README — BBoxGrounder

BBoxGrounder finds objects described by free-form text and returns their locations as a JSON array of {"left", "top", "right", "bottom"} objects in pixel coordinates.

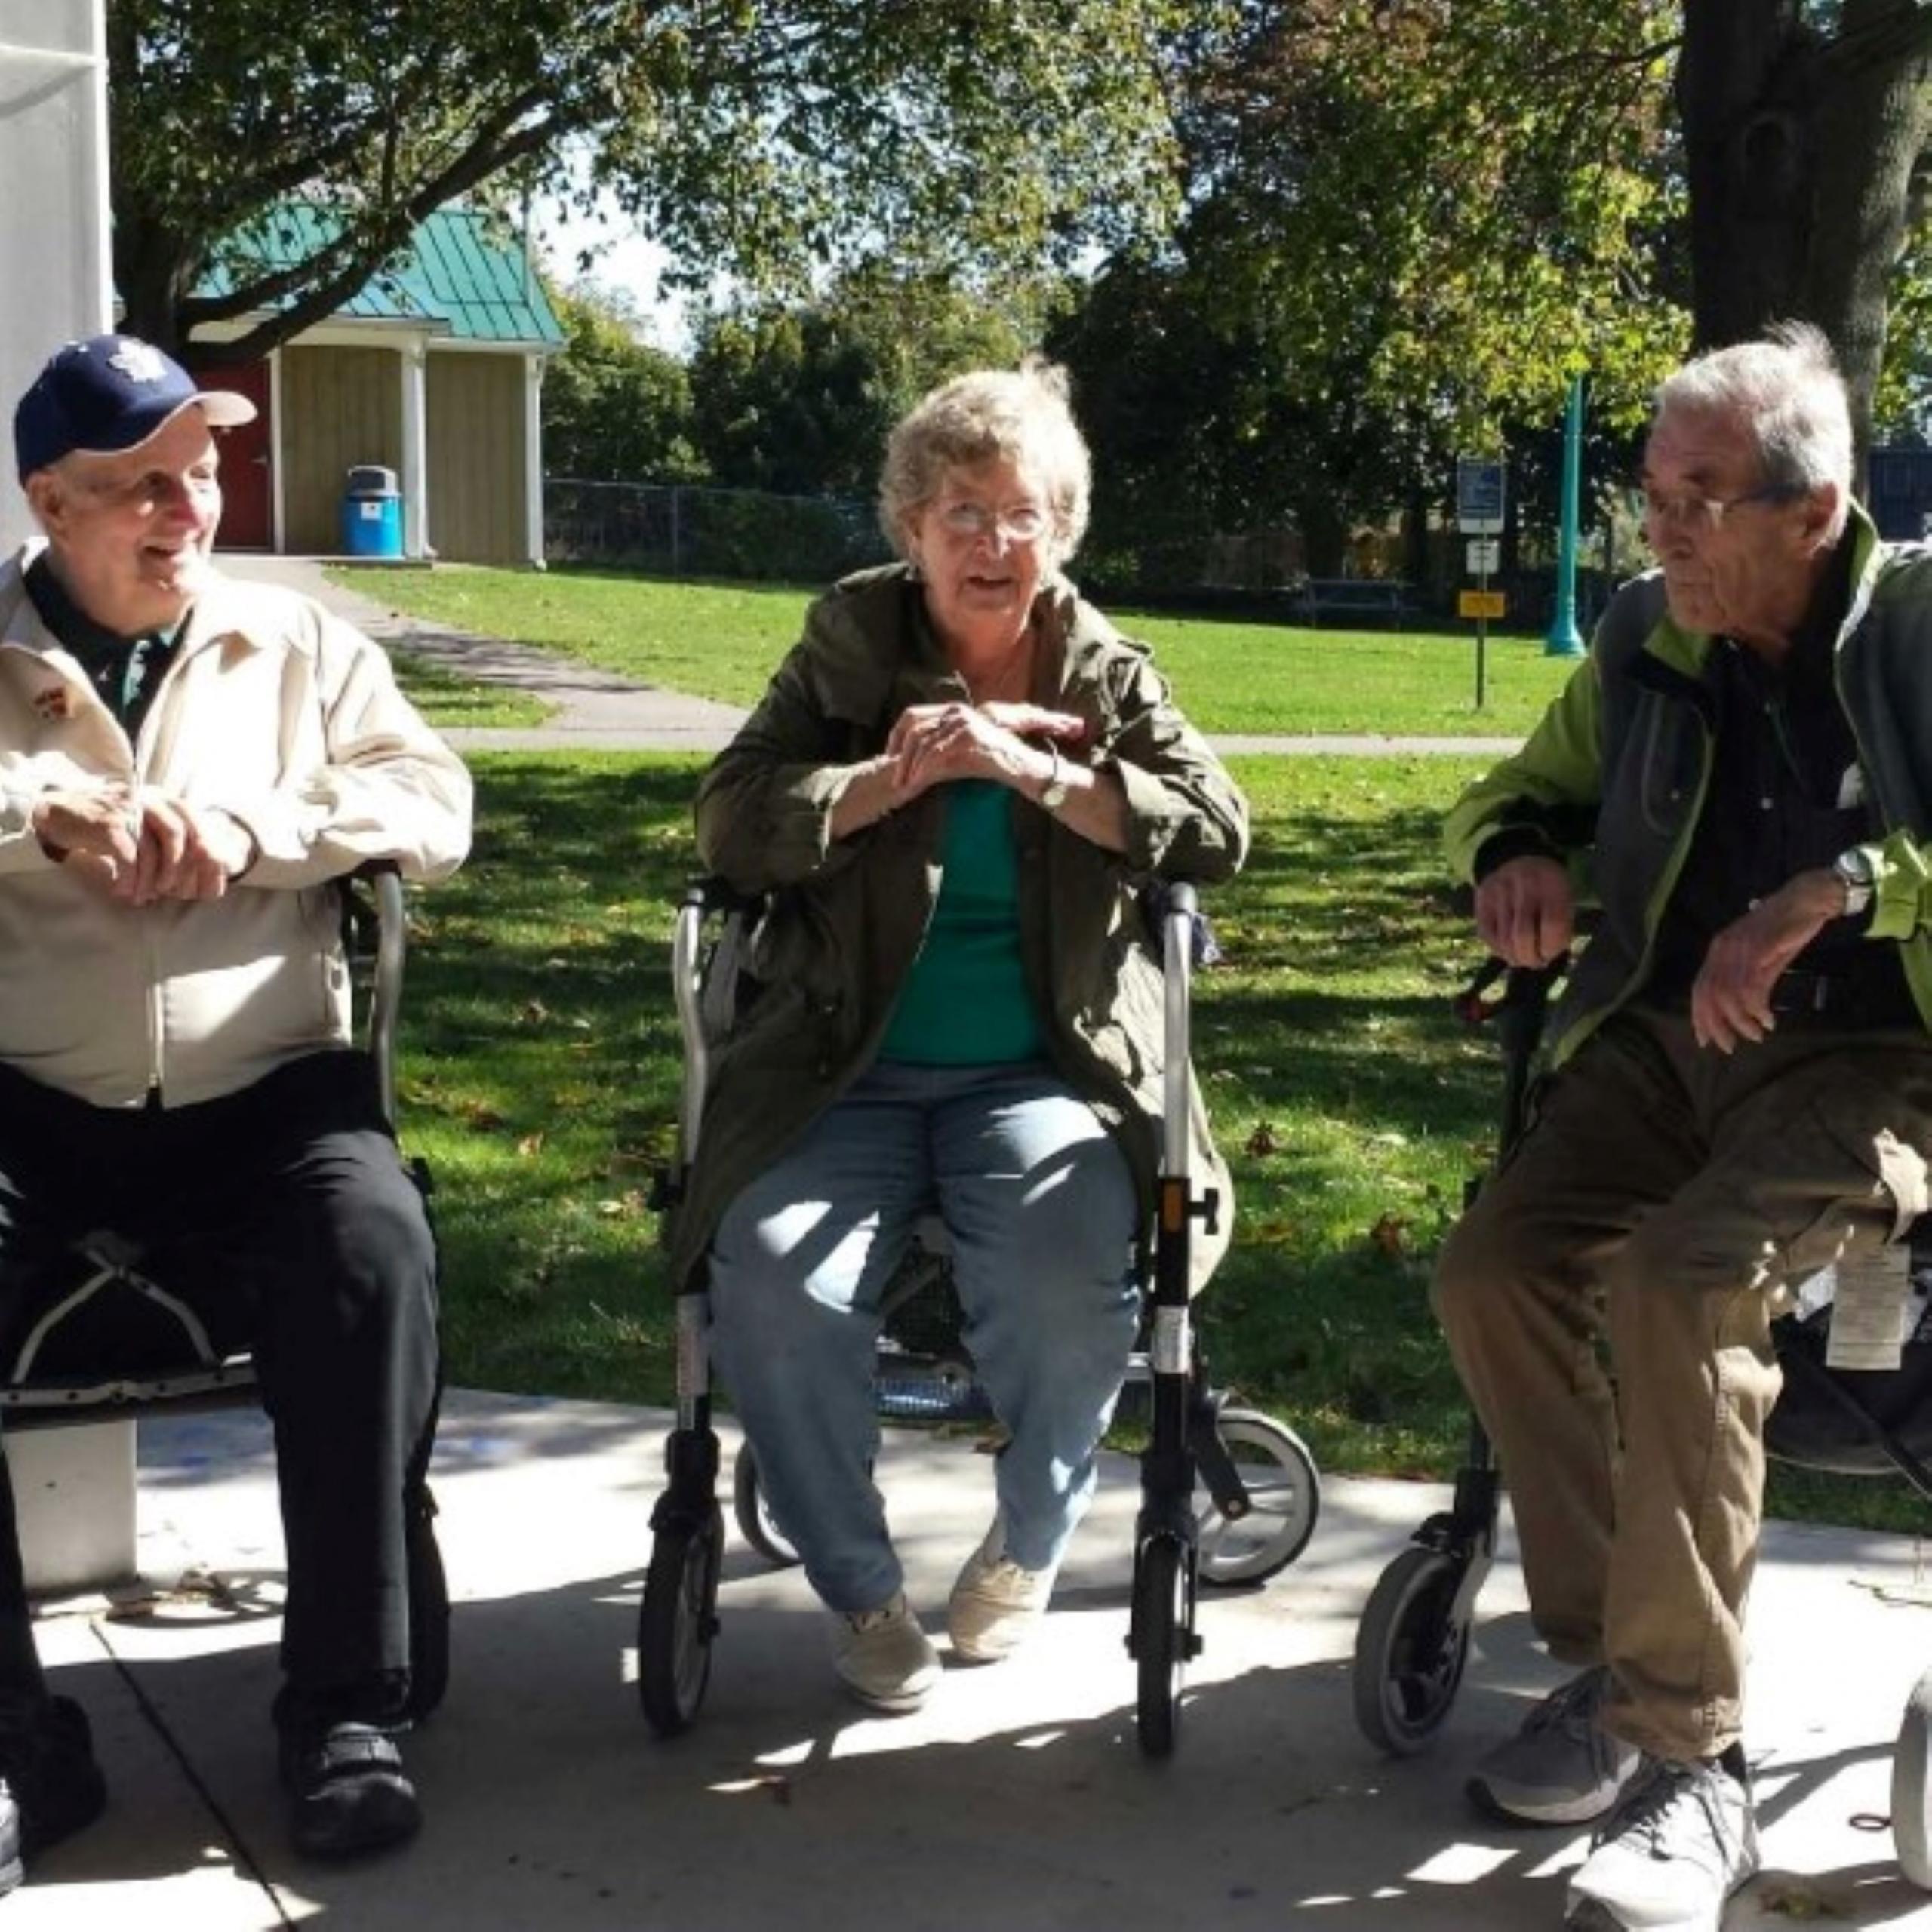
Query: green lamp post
[{"left": 1545, "top": 372, "right": 1588, "bottom": 658}]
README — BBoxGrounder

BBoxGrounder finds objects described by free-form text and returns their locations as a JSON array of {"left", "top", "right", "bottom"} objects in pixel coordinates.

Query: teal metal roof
[{"left": 202, "top": 204, "right": 565, "bottom": 349}]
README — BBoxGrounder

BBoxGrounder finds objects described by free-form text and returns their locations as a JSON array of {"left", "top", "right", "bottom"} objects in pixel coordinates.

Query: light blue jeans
[{"left": 706, "top": 1060, "right": 1140, "bottom": 1614}]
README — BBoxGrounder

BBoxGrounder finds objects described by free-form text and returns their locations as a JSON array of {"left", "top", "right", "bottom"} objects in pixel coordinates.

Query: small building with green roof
[{"left": 193, "top": 205, "right": 565, "bottom": 565}]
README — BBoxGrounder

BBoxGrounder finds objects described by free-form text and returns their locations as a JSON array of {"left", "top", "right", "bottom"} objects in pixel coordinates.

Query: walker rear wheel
[
  {"left": 1894, "top": 1663, "right": 1932, "bottom": 1890},
  {"left": 1196, "top": 1411, "right": 1320, "bottom": 1586},
  {"left": 731, "top": 1443, "right": 800, "bottom": 1568}
]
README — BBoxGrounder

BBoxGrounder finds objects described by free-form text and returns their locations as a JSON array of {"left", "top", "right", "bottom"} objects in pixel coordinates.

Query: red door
[{"left": 206, "top": 360, "right": 273, "bottom": 550}]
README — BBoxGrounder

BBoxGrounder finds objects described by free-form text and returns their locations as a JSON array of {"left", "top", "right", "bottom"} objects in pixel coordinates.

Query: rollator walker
[
  {"left": 1350, "top": 955, "right": 1932, "bottom": 1890},
  {"left": 641, "top": 876, "right": 1320, "bottom": 1755},
  {"left": 0, "top": 866, "right": 450, "bottom": 1718}
]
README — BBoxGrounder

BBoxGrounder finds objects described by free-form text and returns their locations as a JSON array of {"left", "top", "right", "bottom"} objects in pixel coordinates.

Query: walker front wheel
[
  {"left": 1132, "top": 1534, "right": 1193, "bottom": 1760},
  {"left": 1352, "top": 1544, "right": 1472, "bottom": 1756},
  {"left": 638, "top": 1509, "right": 723, "bottom": 1737}
]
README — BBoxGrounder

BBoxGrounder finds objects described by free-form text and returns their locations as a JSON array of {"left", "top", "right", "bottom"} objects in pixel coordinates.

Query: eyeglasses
[
  {"left": 1639, "top": 484, "right": 1797, "bottom": 532},
  {"left": 934, "top": 500, "right": 1051, "bottom": 544}
]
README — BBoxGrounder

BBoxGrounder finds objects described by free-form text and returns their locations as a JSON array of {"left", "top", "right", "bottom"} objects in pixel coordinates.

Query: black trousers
[{"left": 0, "top": 1051, "right": 441, "bottom": 1709}]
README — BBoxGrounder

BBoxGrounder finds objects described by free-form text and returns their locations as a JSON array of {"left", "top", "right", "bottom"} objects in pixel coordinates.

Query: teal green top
[{"left": 878, "top": 780, "right": 1044, "bottom": 1065}]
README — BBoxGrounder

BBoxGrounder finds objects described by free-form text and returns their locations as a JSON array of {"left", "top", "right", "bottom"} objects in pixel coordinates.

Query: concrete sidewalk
[
  {"left": 222, "top": 556, "right": 1525, "bottom": 760},
  {"left": 12, "top": 1388, "right": 1932, "bottom": 1930}
]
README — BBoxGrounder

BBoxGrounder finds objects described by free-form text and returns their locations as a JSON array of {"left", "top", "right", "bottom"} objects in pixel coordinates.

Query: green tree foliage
[
  {"left": 543, "top": 282, "right": 705, "bottom": 485},
  {"left": 688, "top": 269, "right": 1030, "bottom": 497},
  {"left": 1054, "top": 1, "right": 1685, "bottom": 580},
  {"left": 106, "top": 0, "right": 1191, "bottom": 366}
]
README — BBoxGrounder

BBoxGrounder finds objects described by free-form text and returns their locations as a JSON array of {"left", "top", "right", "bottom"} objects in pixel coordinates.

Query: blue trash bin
[{"left": 341, "top": 464, "right": 403, "bottom": 558}]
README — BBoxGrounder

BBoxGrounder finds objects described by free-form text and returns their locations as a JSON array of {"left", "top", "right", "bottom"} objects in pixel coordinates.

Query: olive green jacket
[
  {"left": 666, "top": 563, "right": 1251, "bottom": 1294},
  {"left": 1443, "top": 504, "right": 1932, "bottom": 1066}
]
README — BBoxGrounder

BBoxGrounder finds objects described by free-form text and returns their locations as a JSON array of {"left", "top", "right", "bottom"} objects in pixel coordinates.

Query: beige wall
[
  {"left": 280, "top": 346, "right": 403, "bottom": 554},
  {"left": 427, "top": 353, "right": 527, "bottom": 565}
]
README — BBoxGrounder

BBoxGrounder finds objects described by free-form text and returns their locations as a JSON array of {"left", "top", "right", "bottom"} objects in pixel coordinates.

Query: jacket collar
[
  {"left": 820, "top": 562, "right": 1103, "bottom": 724},
  {"left": 0, "top": 538, "right": 290, "bottom": 666}
]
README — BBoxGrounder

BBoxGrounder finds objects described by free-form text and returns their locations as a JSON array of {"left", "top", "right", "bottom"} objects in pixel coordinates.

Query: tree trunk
[
  {"left": 1679, "top": 0, "right": 1932, "bottom": 472},
  {"left": 111, "top": 217, "right": 195, "bottom": 356}
]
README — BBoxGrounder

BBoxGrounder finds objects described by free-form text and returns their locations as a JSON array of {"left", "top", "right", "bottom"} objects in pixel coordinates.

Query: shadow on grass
[{"left": 399, "top": 758, "right": 1928, "bottom": 1534}]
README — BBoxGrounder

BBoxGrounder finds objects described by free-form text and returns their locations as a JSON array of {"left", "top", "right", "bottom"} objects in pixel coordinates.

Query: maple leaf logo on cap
[{"left": 108, "top": 340, "right": 168, "bottom": 384}]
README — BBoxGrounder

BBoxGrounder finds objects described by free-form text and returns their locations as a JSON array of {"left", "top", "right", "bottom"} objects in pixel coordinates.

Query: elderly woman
[{"left": 667, "top": 359, "right": 1249, "bottom": 1713}]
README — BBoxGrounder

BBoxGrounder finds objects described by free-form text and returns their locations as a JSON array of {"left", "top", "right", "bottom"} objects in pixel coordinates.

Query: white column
[
  {"left": 401, "top": 340, "right": 429, "bottom": 559},
  {"left": 0, "top": 0, "right": 112, "bottom": 549},
  {"left": 525, "top": 351, "right": 546, "bottom": 568}
]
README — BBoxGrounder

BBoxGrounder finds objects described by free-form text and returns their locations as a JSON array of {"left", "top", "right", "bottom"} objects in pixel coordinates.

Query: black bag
[{"left": 1767, "top": 1297, "right": 1932, "bottom": 1477}]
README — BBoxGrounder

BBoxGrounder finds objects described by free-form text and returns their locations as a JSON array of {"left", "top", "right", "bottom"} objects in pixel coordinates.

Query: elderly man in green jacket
[{"left": 1436, "top": 322, "right": 1932, "bottom": 1932}]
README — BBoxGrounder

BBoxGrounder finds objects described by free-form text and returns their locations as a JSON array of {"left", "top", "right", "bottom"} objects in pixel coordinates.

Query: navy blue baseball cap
[{"left": 14, "top": 334, "right": 256, "bottom": 481}]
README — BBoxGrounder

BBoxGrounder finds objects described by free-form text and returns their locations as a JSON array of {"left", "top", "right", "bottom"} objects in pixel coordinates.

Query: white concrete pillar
[
  {"left": 401, "top": 340, "right": 429, "bottom": 559},
  {"left": 0, "top": 0, "right": 112, "bottom": 549},
  {"left": 525, "top": 351, "right": 546, "bottom": 568}
]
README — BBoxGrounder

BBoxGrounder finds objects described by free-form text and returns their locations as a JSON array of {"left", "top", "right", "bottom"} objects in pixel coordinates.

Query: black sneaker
[
  {"left": 0, "top": 1692, "right": 109, "bottom": 1891},
  {"left": 277, "top": 1703, "right": 420, "bottom": 1860}
]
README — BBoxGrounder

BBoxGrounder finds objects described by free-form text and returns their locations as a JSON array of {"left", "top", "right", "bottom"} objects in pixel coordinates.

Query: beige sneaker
[
  {"left": 947, "top": 1520, "right": 1056, "bottom": 1663},
  {"left": 829, "top": 1592, "right": 940, "bottom": 1713}
]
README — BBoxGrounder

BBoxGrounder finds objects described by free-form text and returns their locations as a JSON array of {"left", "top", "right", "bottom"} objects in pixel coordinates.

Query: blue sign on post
[{"left": 1457, "top": 456, "right": 1506, "bottom": 534}]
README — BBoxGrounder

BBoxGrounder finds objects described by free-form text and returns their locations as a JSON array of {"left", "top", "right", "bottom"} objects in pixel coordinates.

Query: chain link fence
[{"left": 545, "top": 478, "right": 892, "bottom": 581}]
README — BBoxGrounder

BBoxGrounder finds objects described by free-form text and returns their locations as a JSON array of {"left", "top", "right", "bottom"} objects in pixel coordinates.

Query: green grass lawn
[
  {"left": 334, "top": 562, "right": 1576, "bottom": 736},
  {"left": 405, "top": 750, "right": 1904, "bottom": 1531}
]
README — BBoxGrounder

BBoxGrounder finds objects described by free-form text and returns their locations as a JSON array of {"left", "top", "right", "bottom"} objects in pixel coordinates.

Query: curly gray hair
[
  {"left": 878, "top": 356, "right": 1091, "bottom": 565},
  {"left": 1655, "top": 321, "right": 1853, "bottom": 540}
]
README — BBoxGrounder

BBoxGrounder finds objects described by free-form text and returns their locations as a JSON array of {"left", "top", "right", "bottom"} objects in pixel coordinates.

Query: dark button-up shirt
[{"left": 1649, "top": 534, "right": 1914, "bottom": 1022}]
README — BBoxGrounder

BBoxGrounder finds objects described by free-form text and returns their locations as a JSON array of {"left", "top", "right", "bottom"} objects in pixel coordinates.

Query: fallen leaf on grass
[
  {"left": 1246, "top": 1123, "right": 1278, "bottom": 1158},
  {"left": 597, "top": 1191, "right": 646, "bottom": 1219},
  {"left": 1370, "top": 1214, "right": 1411, "bottom": 1256},
  {"left": 515, "top": 1134, "right": 545, "bottom": 1159}
]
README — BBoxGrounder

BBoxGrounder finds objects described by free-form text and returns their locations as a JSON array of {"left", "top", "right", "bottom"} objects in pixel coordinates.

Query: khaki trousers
[{"left": 1433, "top": 1004, "right": 1932, "bottom": 1761}]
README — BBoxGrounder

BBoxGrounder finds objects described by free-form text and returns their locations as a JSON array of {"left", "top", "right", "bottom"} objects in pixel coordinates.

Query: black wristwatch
[{"left": 1833, "top": 846, "right": 1877, "bottom": 919}]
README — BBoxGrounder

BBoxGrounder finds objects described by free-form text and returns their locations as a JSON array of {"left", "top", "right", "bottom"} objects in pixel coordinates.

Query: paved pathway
[
  {"left": 223, "top": 555, "right": 1525, "bottom": 759},
  {"left": 14, "top": 1390, "right": 1932, "bottom": 1930}
]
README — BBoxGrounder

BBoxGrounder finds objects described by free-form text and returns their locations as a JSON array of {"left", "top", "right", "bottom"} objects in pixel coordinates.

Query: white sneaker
[
  {"left": 947, "top": 1519, "right": 1057, "bottom": 1663},
  {"left": 1566, "top": 1755, "right": 1759, "bottom": 1930},
  {"left": 829, "top": 1592, "right": 940, "bottom": 1713}
]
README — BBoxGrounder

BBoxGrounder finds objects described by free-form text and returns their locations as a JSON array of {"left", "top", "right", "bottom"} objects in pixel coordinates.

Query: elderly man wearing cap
[{"left": 0, "top": 334, "right": 471, "bottom": 1880}]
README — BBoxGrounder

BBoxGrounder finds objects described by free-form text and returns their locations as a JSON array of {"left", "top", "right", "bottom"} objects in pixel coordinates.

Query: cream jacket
[{"left": 0, "top": 545, "right": 472, "bottom": 1106}]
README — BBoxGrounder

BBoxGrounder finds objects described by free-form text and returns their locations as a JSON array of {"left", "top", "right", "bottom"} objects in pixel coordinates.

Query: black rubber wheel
[
  {"left": 638, "top": 1510, "right": 723, "bottom": 1737},
  {"left": 1352, "top": 1544, "right": 1472, "bottom": 1756},
  {"left": 1197, "top": 1411, "right": 1321, "bottom": 1586},
  {"left": 404, "top": 1481, "right": 451, "bottom": 1723},
  {"left": 731, "top": 1442, "right": 800, "bottom": 1568},
  {"left": 1133, "top": 1534, "right": 1191, "bottom": 1760}
]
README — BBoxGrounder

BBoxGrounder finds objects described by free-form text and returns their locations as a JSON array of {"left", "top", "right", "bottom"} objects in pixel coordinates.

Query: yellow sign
[{"left": 1459, "top": 589, "right": 1506, "bottom": 620}]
